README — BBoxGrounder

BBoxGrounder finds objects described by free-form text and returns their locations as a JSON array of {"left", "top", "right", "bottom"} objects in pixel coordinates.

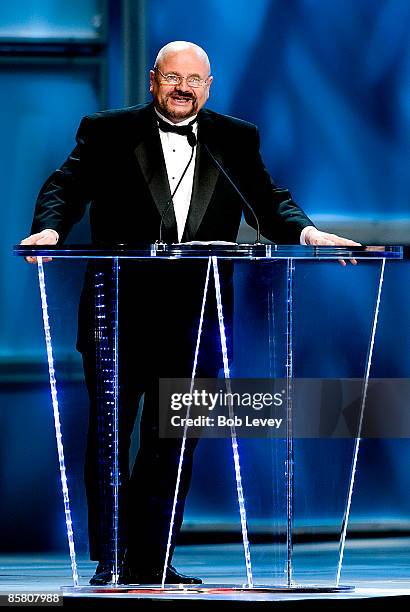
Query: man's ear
[
  {"left": 206, "top": 75, "right": 213, "bottom": 98},
  {"left": 149, "top": 70, "right": 155, "bottom": 93}
]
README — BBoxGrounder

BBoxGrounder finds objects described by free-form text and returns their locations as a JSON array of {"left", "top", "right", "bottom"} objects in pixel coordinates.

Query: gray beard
[{"left": 157, "top": 98, "right": 198, "bottom": 122}]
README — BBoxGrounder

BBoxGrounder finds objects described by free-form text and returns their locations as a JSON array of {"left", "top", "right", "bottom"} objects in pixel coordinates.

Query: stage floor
[{"left": 1, "top": 538, "right": 410, "bottom": 608}]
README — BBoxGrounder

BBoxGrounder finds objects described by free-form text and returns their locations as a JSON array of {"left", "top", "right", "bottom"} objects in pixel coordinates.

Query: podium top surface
[{"left": 13, "top": 244, "right": 404, "bottom": 260}]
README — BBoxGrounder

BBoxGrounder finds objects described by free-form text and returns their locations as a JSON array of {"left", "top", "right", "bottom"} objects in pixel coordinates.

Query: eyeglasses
[{"left": 154, "top": 67, "right": 210, "bottom": 88}]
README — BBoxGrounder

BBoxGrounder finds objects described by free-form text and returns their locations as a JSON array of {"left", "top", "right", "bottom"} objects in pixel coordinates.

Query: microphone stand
[{"left": 202, "top": 142, "right": 262, "bottom": 245}]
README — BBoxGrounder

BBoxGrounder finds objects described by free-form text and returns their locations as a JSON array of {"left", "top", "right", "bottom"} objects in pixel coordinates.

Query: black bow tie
[{"left": 156, "top": 116, "right": 197, "bottom": 138}]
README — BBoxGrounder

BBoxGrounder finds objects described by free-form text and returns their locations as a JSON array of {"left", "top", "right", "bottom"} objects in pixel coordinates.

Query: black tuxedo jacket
[
  {"left": 31, "top": 102, "right": 313, "bottom": 245},
  {"left": 31, "top": 102, "right": 314, "bottom": 355}
]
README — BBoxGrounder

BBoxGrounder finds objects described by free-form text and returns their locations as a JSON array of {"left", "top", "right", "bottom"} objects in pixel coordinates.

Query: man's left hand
[{"left": 304, "top": 227, "right": 361, "bottom": 266}]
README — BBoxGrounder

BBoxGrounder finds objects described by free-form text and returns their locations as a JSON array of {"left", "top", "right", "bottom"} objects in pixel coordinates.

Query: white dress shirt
[{"left": 155, "top": 109, "right": 198, "bottom": 242}]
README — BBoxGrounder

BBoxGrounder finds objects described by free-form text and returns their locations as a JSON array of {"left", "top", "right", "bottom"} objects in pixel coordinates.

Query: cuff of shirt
[{"left": 300, "top": 226, "right": 316, "bottom": 245}]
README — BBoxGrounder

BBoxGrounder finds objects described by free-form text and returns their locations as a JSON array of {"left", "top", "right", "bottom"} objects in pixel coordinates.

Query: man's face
[{"left": 150, "top": 49, "right": 213, "bottom": 123}]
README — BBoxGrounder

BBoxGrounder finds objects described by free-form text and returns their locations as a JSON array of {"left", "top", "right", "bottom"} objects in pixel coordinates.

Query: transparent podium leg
[
  {"left": 286, "top": 258, "right": 295, "bottom": 587},
  {"left": 162, "top": 257, "right": 212, "bottom": 587},
  {"left": 112, "top": 257, "right": 120, "bottom": 584},
  {"left": 212, "top": 256, "right": 254, "bottom": 588},
  {"left": 165, "top": 256, "right": 254, "bottom": 588},
  {"left": 93, "top": 258, "right": 120, "bottom": 585},
  {"left": 336, "top": 258, "right": 386, "bottom": 586},
  {"left": 37, "top": 258, "right": 79, "bottom": 587}
]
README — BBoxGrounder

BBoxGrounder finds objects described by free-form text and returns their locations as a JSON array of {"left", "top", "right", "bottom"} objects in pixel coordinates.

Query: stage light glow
[
  {"left": 37, "top": 258, "right": 79, "bottom": 587},
  {"left": 212, "top": 256, "right": 254, "bottom": 589},
  {"left": 286, "top": 259, "right": 295, "bottom": 586},
  {"left": 94, "top": 266, "right": 120, "bottom": 584},
  {"left": 112, "top": 259, "right": 120, "bottom": 584},
  {"left": 336, "top": 259, "right": 386, "bottom": 586},
  {"left": 162, "top": 258, "right": 212, "bottom": 587}
]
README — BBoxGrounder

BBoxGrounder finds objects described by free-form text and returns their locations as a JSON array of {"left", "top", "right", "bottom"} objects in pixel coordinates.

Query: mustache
[{"left": 169, "top": 90, "right": 196, "bottom": 101}]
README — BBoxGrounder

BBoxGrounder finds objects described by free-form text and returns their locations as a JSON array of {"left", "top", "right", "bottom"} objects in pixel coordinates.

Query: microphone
[
  {"left": 187, "top": 130, "right": 197, "bottom": 148},
  {"left": 200, "top": 140, "right": 262, "bottom": 245},
  {"left": 157, "top": 130, "right": 196, "bottom": 244}
]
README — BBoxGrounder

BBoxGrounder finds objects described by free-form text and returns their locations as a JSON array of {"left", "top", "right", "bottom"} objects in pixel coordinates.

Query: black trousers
[
  {"left": 83, "top": 354, "right": 219, "bottom": 568},
  {"left": 80, "top": 260, "right": 231, "bottom": 568}
]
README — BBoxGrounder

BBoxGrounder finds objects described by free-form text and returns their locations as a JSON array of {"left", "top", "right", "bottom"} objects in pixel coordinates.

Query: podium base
[{"left": 62, "top": 584, "right": 354, "bottom": 594}]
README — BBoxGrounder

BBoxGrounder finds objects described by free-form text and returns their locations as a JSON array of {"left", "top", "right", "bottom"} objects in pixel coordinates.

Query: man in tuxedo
[{"left": 21, "top": 41, "right": 358, "bottom": 585}]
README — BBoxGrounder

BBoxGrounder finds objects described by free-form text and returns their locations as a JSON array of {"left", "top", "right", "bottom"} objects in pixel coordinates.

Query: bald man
[{"left": 22, "top": 41, "right": 358, "bottom": 586}]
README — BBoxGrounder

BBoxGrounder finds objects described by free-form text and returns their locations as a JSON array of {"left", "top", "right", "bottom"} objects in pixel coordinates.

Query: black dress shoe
[
  {"left": 167, "top": 565, "right": 202, "bottom": 585},
  {"left": 119, "top": 564, "right": 202, "bottom": 585},
  {"left": 89, "top": 562, "right": 115, "bottom": 586}
]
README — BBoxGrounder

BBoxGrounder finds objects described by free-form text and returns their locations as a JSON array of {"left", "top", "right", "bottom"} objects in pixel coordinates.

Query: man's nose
[{"left": 174, "top": 86, "right": 193, "bottom": 96}]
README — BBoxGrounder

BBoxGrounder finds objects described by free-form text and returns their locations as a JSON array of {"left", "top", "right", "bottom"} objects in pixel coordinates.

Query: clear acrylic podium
[{"left": 14, "top": 244, "right": 404, "bottom": 592}]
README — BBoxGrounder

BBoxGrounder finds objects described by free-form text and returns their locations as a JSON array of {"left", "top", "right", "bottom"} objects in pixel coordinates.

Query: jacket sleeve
[
  {"left": 30, "top": 116, "right": 93, "bottom": 244},
  {"left": 241, "top": 126, "right": 315, "bottom": 244}
]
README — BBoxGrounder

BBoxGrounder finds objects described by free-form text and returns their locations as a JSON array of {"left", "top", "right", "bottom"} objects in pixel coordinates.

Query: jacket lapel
[
  {"left": 133, "top": 105, "right": 220, "bottom": 243},
  {"left": 133, "top": 105, "right": 178, "bottom": 242},
  {"left": 181, "top": 110, "right": 220, "bottom": 241}
]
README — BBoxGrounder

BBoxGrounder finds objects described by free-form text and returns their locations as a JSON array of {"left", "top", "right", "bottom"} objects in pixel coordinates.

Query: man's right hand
[{"left": 20, "top": 229, "right": 59, "bottom": 263}]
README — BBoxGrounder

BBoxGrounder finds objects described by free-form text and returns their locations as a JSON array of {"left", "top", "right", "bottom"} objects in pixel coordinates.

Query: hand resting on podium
[
  {"left": 20, "top": 228, "right": 59, "bottom": 263},
  {"left": 302, "top": 227, "right": 361, "bottom": 266}
]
